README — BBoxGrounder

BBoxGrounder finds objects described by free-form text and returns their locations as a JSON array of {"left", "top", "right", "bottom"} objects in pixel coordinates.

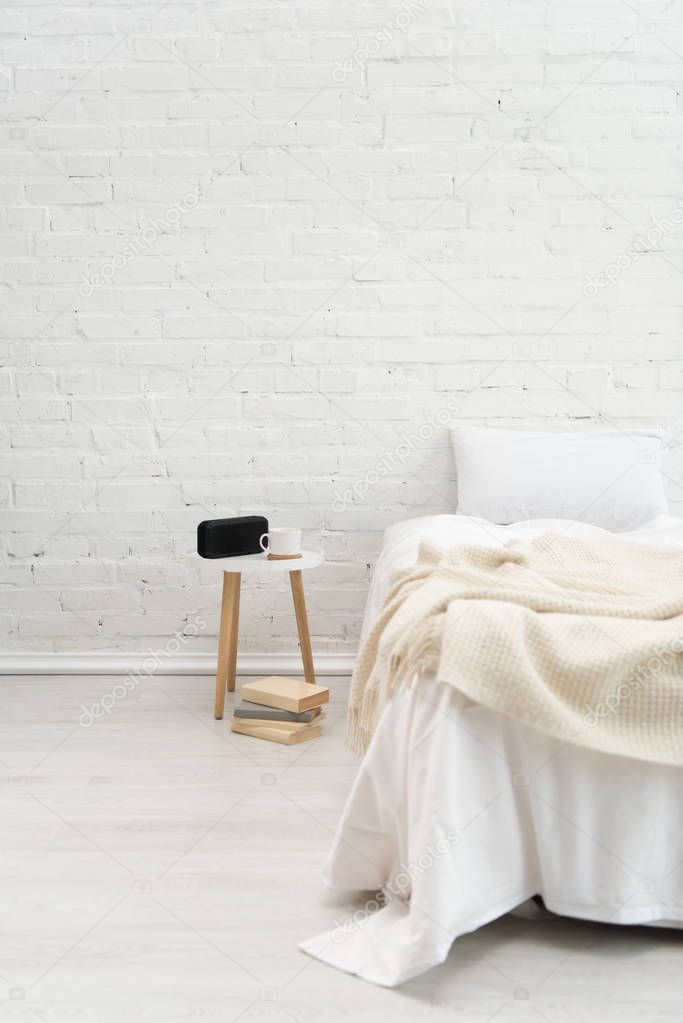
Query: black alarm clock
[{"left": 197, "top": 516, "right": 268, "bottom": 559}]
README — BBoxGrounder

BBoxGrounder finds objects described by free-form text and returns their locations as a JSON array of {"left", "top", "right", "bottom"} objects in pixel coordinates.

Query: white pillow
[{"left": 450, "top": 426, "right": 669, "bottom": 531}]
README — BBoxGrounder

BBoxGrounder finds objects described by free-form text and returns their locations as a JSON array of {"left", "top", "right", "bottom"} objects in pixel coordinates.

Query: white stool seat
[{"left": 210, "top": 549, "right": 323, "bottom": 574}]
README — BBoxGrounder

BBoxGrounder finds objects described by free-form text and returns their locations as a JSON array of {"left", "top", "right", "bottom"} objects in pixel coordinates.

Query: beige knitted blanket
[{"left": 347, "top": 535, "right": 683, "bottom": 766}]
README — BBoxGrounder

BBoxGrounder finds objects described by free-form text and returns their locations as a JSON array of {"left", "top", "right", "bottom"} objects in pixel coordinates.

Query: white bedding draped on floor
[{"left": 301, "top": 514, "right": 683, "bottom": 987}]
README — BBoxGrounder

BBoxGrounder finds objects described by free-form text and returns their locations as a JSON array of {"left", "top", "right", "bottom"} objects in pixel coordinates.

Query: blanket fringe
[{"left": 345, "top": 616, "right": 441, "bottom": 755}]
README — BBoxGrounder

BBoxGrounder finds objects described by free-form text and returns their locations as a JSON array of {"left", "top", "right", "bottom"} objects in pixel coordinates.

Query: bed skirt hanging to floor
[{"left": 301, "top": 681, "right": 683, "bottom": 987}]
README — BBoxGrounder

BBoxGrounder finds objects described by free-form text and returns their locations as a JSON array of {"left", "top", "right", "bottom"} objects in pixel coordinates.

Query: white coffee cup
[{"left": 259, "top": 527, "right": 302, "bottom": 558}]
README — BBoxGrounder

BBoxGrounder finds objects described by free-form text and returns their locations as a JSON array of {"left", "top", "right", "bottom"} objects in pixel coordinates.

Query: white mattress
[{"left": 301, "top": 514, "right": 683, "bottom": 986}]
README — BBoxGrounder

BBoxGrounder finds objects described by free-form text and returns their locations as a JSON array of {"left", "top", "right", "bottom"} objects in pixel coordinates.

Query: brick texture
[{"left": 1, "top": 1, "right": 682, "bottom": 655}]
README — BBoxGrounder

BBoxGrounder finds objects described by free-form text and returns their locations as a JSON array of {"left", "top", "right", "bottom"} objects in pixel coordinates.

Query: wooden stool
[{"left": 212, "top": 549, "right": 324, "bottom": 719}]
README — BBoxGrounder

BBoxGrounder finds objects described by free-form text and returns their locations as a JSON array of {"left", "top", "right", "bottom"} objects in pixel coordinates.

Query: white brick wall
[{"left": 2, "top": 1, "right": 683, "bottom": 658}]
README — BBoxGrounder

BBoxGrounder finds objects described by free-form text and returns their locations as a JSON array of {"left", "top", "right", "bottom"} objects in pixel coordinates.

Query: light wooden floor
[{"left": 1, "top": 674, "right": 680, "bottom": 1022}]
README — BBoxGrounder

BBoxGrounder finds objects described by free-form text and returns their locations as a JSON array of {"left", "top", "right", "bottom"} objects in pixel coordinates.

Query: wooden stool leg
[
  {"left": 227, "top": 574, "right": 240, "bottom": 694},
  {"left": 289, "top": 569, "right": 315, "bottom": 684},
  {"left": 214, "top": 572, "right": 241, "bottom": 719}
]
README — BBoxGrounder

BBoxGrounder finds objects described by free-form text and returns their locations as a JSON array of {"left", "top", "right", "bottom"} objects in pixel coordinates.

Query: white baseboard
[{"left": 0, "top": 651, "right": 355, "bottom": 677}]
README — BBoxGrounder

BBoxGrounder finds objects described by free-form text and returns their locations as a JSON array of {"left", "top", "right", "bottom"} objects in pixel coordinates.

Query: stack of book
[{"left": 230, "top": 675, "right": 330, "bottom": 745}]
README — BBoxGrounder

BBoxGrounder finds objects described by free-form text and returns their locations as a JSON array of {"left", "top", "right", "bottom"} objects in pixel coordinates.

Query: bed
[{"left": 301, "top": 511, "right": 683, "bottom": 986}]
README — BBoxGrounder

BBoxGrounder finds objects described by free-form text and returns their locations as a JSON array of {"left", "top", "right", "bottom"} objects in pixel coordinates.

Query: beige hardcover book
[
  {"left": 240, "top": 675, "right": 329, "bottom": 713},
  {"left": 230, "top": 718, "right": 322, "bottom": 745},
  {"left": 233, "top": 714, "right": 325, "bottom": 732}
]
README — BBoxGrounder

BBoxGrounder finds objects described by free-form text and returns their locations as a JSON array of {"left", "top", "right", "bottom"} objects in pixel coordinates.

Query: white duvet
[{"left": 301, "top": 514, "right": 683, "bottom": 986}]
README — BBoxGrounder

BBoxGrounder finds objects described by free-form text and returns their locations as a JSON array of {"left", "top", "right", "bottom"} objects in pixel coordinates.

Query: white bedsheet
[{"left": 301, "top": 514, "right": 683, "bottom": 986}]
